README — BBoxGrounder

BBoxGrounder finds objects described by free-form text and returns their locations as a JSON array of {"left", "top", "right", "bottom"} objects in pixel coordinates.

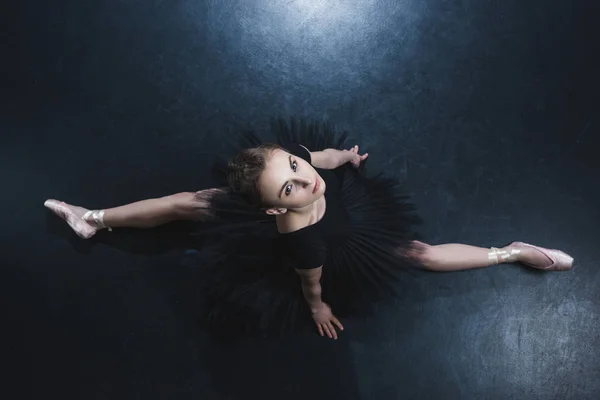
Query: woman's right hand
[{"left": 311, "top": 302, "right": 344, "bottom": 339}]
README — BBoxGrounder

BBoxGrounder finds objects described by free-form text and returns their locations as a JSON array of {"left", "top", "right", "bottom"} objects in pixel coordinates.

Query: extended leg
[
  {"left": 44, "top": 188, "right": 223, "bottom": 239},
  {"left": 409, "top": 240, "right": 573, "bottom": 272}
]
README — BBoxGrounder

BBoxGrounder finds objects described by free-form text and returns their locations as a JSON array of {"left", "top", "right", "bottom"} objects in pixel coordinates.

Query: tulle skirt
[{"left": 187, "top": 118, "right": 422, "bottom": 337}]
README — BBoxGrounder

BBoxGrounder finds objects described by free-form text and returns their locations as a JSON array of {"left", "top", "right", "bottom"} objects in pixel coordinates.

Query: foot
[
  {"left": 502, "top": 242, "right": 574, "bottom": 271},
  {"left": 44, "top": 199, "right": 99, "bottom": 239}
]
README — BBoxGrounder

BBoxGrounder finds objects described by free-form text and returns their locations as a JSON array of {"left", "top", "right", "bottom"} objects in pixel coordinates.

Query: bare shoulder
[{"left": 276, "top": 212, "right": 309, "bottom": 234}]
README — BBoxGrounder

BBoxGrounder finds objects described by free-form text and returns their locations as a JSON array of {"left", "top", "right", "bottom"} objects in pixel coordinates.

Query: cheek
[
  {"left": 300, "top": 188, "right": 318, "bottom": 205},
  {"left": 304, "top": 162, "right": 315, "bottom": 174}
]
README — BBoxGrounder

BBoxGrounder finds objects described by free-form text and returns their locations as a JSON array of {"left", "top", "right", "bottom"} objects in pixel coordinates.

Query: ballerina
[{"left": 45, "top": 119, "right": 573, "bottom": 339}]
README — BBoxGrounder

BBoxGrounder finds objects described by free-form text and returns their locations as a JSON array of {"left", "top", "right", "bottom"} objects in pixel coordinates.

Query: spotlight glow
[{"left": 186, "top": 0, "right": 424, "bottom": 91}]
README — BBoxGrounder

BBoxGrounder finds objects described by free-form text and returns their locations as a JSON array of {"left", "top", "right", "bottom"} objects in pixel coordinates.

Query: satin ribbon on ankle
[
  {"left": 83, "top": 210, "right": 112, "bottom": 231},
  {"left": 488, "top": 247, "right": 520, "bottom": 265}
]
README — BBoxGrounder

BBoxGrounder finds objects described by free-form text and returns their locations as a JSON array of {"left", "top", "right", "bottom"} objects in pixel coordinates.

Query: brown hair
[{"left": 227, "top": 143, "right": 283, "bottom": 207}]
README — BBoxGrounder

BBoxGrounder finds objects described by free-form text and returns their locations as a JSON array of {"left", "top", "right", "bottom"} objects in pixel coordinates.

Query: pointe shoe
[
  {"left": 489, "top": 242, "right": 574, "bottom": 271},
  {"left": 44, "top": 199, "right": 107, "bottom": 239},
  {"left": 511, "top": 241, "right": 574, "bottom": 271}
]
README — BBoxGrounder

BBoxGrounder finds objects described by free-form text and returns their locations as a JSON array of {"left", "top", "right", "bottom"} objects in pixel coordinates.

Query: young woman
[{"left": 45, "top": 119, "right": 574, "bottom": 339}]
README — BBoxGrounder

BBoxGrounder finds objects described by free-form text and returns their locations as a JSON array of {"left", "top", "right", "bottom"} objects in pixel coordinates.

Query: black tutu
[{"left": 187, "top": 118, "right": 422, "bottom": 337}]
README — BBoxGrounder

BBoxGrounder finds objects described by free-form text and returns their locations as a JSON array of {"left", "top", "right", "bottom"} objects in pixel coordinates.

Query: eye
[
  {"left": 285, "top": 184, "right": 293, "bottom": 196},
  {"left": 291, "top": 160, "right": 297, "bottom": 172}
]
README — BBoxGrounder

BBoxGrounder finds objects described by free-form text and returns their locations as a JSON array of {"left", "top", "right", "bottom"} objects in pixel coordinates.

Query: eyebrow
[{"left": 278, "top": 155, "right": 294, "bottom": 198}]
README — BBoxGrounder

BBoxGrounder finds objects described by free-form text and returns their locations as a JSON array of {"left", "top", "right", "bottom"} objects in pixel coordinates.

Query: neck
[
  {"left": 290, "top": 198, "right": 321, "bottom": 216},
  {"left": 287, "top": 197, "right": 323, "bottom": 219}
]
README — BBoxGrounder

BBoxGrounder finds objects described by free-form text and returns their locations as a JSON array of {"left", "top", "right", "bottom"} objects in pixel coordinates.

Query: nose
[{"left": 296, "top": 176, "right": 313, "bottom": 187}]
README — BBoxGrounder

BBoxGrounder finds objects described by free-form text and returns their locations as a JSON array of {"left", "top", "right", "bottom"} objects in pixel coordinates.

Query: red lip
[{"left": 312, "top": 176, "right": 320, "bottom": 194}]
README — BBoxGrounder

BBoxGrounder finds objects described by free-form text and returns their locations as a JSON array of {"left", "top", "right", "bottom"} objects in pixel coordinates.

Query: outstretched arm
[
  {"left": 296, "top": 267, "right": 344, "bottom": 339},
  {"left": 296, "top": 267, "right": 325, "bottom": 313},
  {"left": 308, "top": 145, "right": 368, "bottom": 170}
]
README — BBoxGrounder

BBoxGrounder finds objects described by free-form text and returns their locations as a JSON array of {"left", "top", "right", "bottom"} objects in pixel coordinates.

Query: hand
[
  {"left": 311, "top": 302, "right": 344, "bottom": 339},
  {"left": 346, "top": 145, "right": 368, "bottom": 168}
]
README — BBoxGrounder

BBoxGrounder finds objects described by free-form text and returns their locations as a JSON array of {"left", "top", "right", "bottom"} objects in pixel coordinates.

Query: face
[{"left": 258, "top": 149, "right": 326, "bottom": 214}]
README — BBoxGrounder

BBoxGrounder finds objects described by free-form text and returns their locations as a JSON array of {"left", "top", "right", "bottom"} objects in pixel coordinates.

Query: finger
[
  {"left": 360, "top": 153, "right": 369, "bottom": 160},
  {"left": 327, "top": 322, "right": 338, "bottom": 339},
  {"left": 323, "top": 324, "right": 333, "bottom": 339},
  {"left": 322, "top": 324, "right": 333, "bottom": 339},
  {"left": 332, "top": 317, "right": 344, "bottom": 331},
  {"left": 354, "top": 145, "right": 359, "bottom": 153},
  {"left": 317, "top": 324, "right": 324, "bottom": 337}
]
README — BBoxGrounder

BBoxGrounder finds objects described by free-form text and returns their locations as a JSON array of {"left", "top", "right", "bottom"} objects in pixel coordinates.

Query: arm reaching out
[
  {"left": 308, "top": 145, "right": 368, "bottom": 170},
  {"left": 295, "top": 266, "right": 344, "bottom": 339}
]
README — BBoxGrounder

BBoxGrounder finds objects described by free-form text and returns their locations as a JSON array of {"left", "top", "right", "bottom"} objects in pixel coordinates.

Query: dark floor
[{"left": 3, "top": 0, "right": 600, "bottom": 399}]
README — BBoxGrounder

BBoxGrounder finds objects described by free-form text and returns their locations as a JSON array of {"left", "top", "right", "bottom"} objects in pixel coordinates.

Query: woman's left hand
[
  {"left": 346, "top": 145, "right": 368, "bottom": 168},
  {"left": 311, "top": 302, "right": 344, "bottom": 339}
]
